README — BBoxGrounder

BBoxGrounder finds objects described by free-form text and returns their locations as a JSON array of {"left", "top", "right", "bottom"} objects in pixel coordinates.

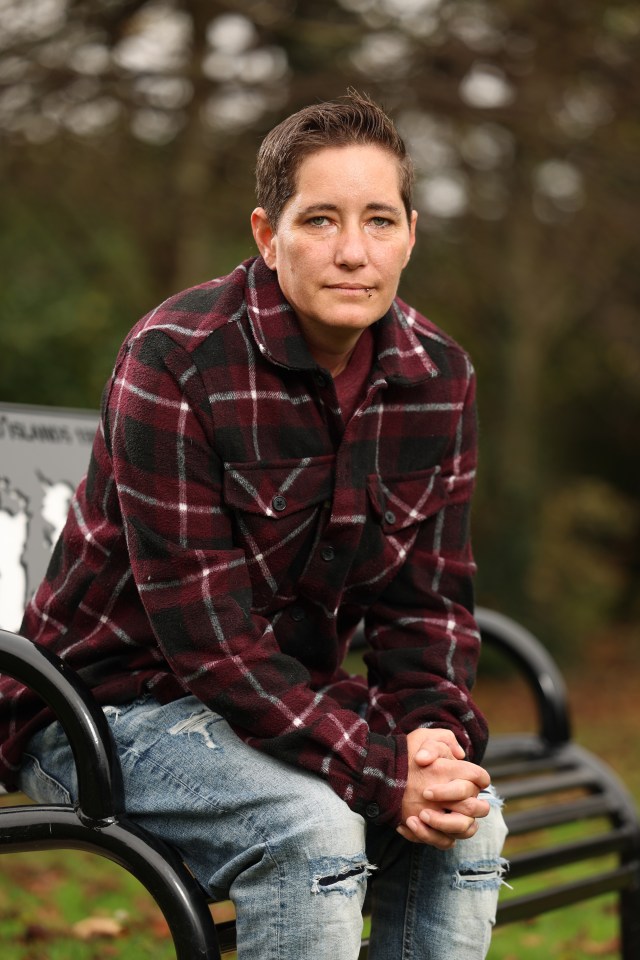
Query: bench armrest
[
  {"left": 475, "top": 607, "right": 571, "bottom": 746},
  {"left": 0, "top": 629, "right": 120, "bottom": 824}
]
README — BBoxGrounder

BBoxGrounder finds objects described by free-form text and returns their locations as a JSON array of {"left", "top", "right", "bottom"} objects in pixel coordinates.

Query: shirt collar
[{"left": 244, "top": 256, "right": 440, "bottom": 384}]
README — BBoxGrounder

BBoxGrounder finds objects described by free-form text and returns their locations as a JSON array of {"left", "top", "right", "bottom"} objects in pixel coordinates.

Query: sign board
[{"left": 0, "top": 402, "right": 99, "bottom": 632}]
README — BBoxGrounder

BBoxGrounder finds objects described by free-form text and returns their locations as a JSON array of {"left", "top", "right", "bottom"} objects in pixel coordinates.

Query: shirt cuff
[{"left": 355, "top": 731, "right": 409, "bottom": 827}]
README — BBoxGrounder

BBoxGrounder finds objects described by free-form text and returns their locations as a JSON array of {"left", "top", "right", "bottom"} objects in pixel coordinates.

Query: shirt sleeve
[
  {"left": 105, "top": 328, "right": 408, "bottom": 825},
  {"left": 362, "top": 364, "right": 489, "bottom": 763}
]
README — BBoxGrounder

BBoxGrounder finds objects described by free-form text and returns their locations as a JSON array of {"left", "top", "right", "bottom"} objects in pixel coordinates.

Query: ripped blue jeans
[{"left": 18, "top": 694, "right": 508, "bottom": 960}]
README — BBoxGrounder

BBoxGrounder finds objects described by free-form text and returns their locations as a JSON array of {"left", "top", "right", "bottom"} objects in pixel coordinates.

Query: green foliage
[
  {"left": 529, "top": 479, "right": 638, "bottom": 649},
  {"left": 0, "top": 170, "right": 151, "bottom": 407}
]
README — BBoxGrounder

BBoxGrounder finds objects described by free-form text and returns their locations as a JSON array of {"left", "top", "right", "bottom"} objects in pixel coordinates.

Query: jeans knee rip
[
  {"left": 451, "top": 857, "right": 511, "bottom": 891},
  {"left": 167, "top": 709, "right": 221, "bottom": 750},
  {"left": 309, "top": 854, "right": 375, "bottom": 897}
]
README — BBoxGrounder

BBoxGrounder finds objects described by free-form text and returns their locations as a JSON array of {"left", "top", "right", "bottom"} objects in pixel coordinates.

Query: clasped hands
[{"left": 397, "top": 728, "right": 491, "bottom": 849}]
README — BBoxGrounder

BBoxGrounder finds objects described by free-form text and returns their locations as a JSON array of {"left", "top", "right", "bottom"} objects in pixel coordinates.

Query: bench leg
[{"left": 621, "top": 879, "right": 640, "bottom": 960}]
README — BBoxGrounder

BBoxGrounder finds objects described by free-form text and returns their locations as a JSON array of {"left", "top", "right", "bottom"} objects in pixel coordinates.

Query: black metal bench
[
  {"left": 477, "top": 607, "right": 640, "bottom": 952},
  {"left": 1, "top": 401, "right": 639, "bottom": 958}
]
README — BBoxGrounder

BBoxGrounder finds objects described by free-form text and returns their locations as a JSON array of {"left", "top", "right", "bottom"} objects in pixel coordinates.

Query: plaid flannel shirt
[{"left": 0, "top": 256, "right": 487, "bottom": 825}]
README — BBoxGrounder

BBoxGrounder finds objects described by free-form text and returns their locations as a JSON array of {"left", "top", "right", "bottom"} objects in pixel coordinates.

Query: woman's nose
[{"left": 334, "top": 223, "right": 368, "bottom": 268}]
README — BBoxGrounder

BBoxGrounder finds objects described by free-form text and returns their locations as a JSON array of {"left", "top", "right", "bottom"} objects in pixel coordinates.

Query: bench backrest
[{"left": 0, "top": 402, "right": 99, "bottom": 632}]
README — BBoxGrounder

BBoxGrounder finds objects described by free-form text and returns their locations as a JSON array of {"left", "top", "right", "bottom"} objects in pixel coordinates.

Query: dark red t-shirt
[{"left": 334, "top": 328, "right": 374, "bottom": 424}]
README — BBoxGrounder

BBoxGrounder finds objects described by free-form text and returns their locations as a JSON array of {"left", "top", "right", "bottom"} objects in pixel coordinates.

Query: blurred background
[{"left": 1, "top": 0, "right": 639, "bottom": 658}]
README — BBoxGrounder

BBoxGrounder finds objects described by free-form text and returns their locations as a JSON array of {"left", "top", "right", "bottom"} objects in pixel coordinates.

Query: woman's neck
[{"left": 303, "top": 329, "right": 365, "bottom": 378}]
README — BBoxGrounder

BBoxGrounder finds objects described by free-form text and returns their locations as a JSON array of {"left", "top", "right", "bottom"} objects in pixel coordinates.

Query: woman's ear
[
  {"left": 251, "top": 208, "right": 277, "bottom": 270},
  {"left": 403, "top": 209, "right": 418, "bottom": 267}
]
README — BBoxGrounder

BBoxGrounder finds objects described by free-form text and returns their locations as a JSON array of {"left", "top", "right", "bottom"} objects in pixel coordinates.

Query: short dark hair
[{"left": 255, "top": 90, "right": 414, "bottom": 228}]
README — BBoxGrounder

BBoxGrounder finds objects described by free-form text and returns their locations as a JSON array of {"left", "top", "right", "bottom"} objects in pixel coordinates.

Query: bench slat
[
  {"left": 505, "top": 794, "right": 616, "bottom": 835},
  {"left": 498, "top": 768, "right": 608, "bottom": 801},
  {"left": 507, "top": 827, "right": 637, "bottom": 878},
  {"left": 497, "top": 865, "right": 638, "bottom": 924}
]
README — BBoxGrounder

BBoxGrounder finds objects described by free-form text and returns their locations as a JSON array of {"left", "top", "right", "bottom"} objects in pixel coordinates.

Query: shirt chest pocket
[
  {"left": 367, "top": 466, "right": 449, "bottom": 535},
  {"left": 223, "top": 455, "right": 335, "bottom": 606}
]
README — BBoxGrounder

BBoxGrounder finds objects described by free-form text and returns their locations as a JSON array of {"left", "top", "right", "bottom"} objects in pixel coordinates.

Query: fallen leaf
[
  {"left": 581, "top": 938, "right": 620, "bottom": 956},
  {"left": 72, "top": 916, "right": 123, "bottom": 940}
]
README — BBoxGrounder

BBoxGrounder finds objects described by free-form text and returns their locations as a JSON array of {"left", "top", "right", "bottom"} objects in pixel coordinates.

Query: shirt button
[
  {"left": 290, "top": 606, "right": 306, "bottom": 622},
  {"left": 320, "top": 546, "right": 335, "bottom": 562},
  {"left": 272, "top": 495, "right": 287, "bottom": 512},
  {"left": 365, "top": 802, "right": 380, "bottom": 819},
  {"left": 384, "top": 510, "right": 396, "bottom": 525}
]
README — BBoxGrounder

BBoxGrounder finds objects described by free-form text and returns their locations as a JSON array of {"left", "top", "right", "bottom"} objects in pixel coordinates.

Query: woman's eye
[
  {"left": 308, "top": 216, "right": 330, "bottom": 226},
  {"left": 370, "top": 216, "right": 391, "bottom": 227}
]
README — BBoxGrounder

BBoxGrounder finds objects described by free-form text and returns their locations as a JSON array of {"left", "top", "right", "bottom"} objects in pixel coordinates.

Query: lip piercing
[{"left": 366, "top": 288, "right": 373, "bottom": 298}]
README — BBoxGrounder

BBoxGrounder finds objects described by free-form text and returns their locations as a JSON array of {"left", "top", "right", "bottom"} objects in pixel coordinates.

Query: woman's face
[{"left": 251, "top": 143, "right": 417, "bottom": 354}]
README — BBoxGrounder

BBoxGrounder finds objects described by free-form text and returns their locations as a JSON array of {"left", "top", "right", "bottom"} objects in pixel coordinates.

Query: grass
[
  {"left": 1, "top": 645, "right": 638, "bottom": 958},
  {"left": 0, "top": 846, "right": 178, "bottom": 959},
  {"left": 490, "top": 900, "right": 620, "bottom": 959}
]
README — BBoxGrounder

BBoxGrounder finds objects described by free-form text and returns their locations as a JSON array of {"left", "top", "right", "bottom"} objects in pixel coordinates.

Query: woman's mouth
[{"left": 326, "top": 284, "right": 374, "bottom": 296}]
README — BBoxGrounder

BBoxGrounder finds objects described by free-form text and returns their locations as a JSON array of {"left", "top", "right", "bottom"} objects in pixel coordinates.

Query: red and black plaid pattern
[{"left": 0, "top": 257, "right": 487, "bottom": 825}]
